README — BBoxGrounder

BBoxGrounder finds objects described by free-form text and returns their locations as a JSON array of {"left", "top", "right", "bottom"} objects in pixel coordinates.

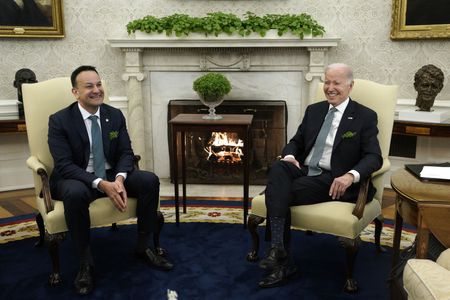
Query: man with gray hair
[{"left": 258, "top": 63, "right": 382, "bottom": 288}]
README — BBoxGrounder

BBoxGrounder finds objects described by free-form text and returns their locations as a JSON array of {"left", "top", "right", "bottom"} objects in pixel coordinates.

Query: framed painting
[
  {"left": 0, "top": 0, "right": 64, "bottom": 38},
  {"left": 391, "top": 0, "right": 450, "bottom": 40}
]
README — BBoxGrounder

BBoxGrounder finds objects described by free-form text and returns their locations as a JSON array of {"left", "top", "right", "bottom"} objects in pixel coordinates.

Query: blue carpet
[{"left": 0, "top": 222, "right": 391, "bottom": 299}]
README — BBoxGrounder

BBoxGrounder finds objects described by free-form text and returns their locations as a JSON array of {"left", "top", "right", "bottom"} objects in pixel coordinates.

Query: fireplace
[
  {"left": 168, "top": 100, "right": 287, "bottom": 184},
  {"left": 108, "top": 35, "right": 339, "bottom": 175}
]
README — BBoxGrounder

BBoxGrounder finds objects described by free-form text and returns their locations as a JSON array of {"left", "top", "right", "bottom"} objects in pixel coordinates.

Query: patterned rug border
[{"left": 0, "top": 205, "right": 416, "bottom": 249}]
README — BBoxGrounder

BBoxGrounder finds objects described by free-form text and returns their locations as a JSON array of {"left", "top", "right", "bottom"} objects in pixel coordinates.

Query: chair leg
[
  {"left": 110, "top": 223, "right": 119, "bottom": 231},
  {"left": 246, "top": 214, "right": 266, "bottom": 262},
  {"left": 153, "top": 211, "right": 167, "bottom": 257},
  {"left": 340, "top": 236, "right": 361, "bottom": 293},
  {"left": 46, "top": 232, "right": 65, "bottom": 287},
  {"left": 34, "top": 213, "right": 45, "bottom": 247},
  {"left": 374, "top": 216, "right": 387, "bottom": 253}
]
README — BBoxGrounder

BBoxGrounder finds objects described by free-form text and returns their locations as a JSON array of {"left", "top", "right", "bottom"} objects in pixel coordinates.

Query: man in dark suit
[
  {"left": 48, "top": 65, "right": 173, "bottom": 295},
  {"left": 258, "top": 63, "right": 383, "bottom": 288}
]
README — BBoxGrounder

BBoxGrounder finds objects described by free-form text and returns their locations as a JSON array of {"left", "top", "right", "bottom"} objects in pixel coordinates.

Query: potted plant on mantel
[
  {"left": 193, "top": 72, "right": 232, "bottom": 120},
  {"left": 126, "top": 11, "right": 325, "bottom": 39}
]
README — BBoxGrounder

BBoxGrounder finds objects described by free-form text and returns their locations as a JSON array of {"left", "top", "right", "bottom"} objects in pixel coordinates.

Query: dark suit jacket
[
  {"left": 282, "top": 98, "right": 383, "bottom": 202},
  {"left": 48, "top": 102, "right": 135, "bottom": 192}
]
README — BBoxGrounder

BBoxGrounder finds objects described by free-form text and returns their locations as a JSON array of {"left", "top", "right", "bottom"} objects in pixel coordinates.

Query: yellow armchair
[
  {"left": 22, "top": 77, "right": 164, "bottom": 286},
  {"left": 247, "top": 79, "right": 398, "bottom": 292}
]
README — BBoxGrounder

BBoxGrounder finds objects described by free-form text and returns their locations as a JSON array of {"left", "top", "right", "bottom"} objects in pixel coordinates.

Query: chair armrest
[
  {"left": 133, "top": 155, "right": 141, "bottom": 170},
  {"left": 26, "top": 156, "right": 54, "bottom": 213},
  {"left": 352, "top": 159, "right": 390, "bottom": 219},
  {"left": 26, "top": 156, "right": 47, "bottom": 173},
  {"left": 372, "top": 158, "right": 390, "bottom": 178},
  {"left": 352, "top": 177, "right": 369, "bottom": 219}
]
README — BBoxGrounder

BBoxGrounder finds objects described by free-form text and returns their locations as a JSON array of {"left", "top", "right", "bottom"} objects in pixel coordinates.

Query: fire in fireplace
[{"left": 168, "top": 100, "right": 287, "bottom": 184}]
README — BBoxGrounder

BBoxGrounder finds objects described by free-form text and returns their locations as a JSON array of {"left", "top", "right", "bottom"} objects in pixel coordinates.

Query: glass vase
[{"left": 198, "top": 94, "right": 225, "bottom": 120}]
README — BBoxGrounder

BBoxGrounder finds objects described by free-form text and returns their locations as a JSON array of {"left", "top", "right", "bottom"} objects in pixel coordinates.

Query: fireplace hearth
[{"left": 168, "top": 100, "right": 287, "bottom": 184}]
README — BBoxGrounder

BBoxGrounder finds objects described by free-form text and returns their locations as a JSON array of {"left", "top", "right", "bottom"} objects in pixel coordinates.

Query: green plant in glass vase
[{"left": 193, "top": 73, "right": 232, "bottom": 120}]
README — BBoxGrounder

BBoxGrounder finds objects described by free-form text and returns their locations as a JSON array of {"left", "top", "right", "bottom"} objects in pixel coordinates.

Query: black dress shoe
[
  {"left": 136, "top": 248, "right": 174, "bottom": 271},
  {"left": 258, "top": 263, "right": 298, "bottom": 288},
  {"left": 259, "top": 247, "right": 288, "bottom": 270},
  {"left": 74, "top": 264, "right": 94, "bottom": 295}
]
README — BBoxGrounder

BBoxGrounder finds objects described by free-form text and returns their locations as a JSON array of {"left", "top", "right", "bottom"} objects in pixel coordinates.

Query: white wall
[{"left": 1, "top": 0, "right": 450, "bottom": 190}]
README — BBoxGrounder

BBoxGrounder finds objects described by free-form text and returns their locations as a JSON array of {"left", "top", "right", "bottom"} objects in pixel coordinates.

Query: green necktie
[
  {"left": 88, "top": 115, "right": 106, "bottom": 179},
  {"left": 307, "top": 107, "right": 337, "bottom": 176}
]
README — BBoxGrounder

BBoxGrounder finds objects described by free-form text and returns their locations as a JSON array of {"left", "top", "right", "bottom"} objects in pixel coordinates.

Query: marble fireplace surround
[{"left": 108, "top": 36, "right": 340, "bottom": 178}]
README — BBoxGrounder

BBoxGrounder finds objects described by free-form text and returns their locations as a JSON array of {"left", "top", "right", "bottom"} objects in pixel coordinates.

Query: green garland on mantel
[{"left": 126, "top": 11, "right": 325, "bottom": 39}]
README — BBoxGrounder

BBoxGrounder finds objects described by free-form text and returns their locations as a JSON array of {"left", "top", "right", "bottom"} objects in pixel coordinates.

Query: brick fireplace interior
[{"left": 168, "top": 100, "right": 287, "bottom": 184}]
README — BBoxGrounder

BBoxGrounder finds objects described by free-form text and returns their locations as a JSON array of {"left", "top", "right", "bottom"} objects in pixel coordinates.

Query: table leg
[
  {"left": 172, "top": 127, "right": 180, "bottom": 226},
  {"left": 416, "top": 213, "right": 429, "bottom": 259},
  {"left": 181, "top": 131, "right": 187, "bottom": 214},
  {"left": 243, "top": 126, "right": 249, "bottom": 228},
  {"left": 392, "top": 203, "right": 403, "bottom": 267}
]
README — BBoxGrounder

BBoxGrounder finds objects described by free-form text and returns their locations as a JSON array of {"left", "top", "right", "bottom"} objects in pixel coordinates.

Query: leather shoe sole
[
  {"left": 258, "top": 264, "right": 298, "bottom": 288},
  {"left": 136, "top": 248, "right": 174, "bottom": 271}
]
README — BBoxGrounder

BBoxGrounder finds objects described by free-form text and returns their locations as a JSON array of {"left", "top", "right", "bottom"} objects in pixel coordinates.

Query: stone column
[
  {"left": 121, "top": 48, "right": 149, "bottom": 169},
  {"left": 305, "top": 47, "right": 328, "bottom": 106}
]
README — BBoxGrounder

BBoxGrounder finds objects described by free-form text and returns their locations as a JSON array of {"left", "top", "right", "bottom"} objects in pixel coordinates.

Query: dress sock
[{"left": 269, "top": 216, "right": 285, "bottom": 250}]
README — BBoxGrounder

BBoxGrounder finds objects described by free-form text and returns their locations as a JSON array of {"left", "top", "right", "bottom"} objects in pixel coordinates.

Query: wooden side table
[
  {"left": 390, "top": 168, "right": 450, "bottom": 266},
  {"left": 393, "top": 120, "right": 450, "bottom": 137},
  {"left": 0, "top": 118, "right": 26, "bottom": 134},
  {"left": 169, "top": 113, "right": 253, "bottom": 227}
]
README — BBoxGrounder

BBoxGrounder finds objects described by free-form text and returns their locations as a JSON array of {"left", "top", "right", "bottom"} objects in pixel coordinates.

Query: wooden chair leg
[
  {"left": 246, "top": 214, "right": 266, "bottom": 262},
  {"left": 374, "top": 216, "right": 387, "bottom": 253},
  {"left": 340, "top": 236, "right": 361, "bottom": 293},
  {"left": 34, "top": 213, "right": 45, "bottom": 247},
  {"left": 110, "top": 223, "right": 119, "bottom": 231},
  {"left": 154, "top": 211, "right": 167, "bottom": 256},
  {"left": 46, "top": 232, "right": 65, "bottom": 287}
]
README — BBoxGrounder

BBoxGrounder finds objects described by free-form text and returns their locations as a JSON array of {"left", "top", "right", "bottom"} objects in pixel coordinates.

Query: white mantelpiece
[{"left": 108, "top": 36, "right": 340, "bottom": 173}]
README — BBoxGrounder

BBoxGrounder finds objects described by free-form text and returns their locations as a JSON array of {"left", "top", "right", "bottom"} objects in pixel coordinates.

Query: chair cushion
[
  {"left": 403, "top": 258, "right": 450, "bottom": 300},
  {"left": 250, "top": 194, "right": 381, "bottom": 239},
  {"left": 36, "top": 196, "right": 137, "bottom": 234},
  {"left": 437, "top": 249, "right": 450, "bottom": 271}
]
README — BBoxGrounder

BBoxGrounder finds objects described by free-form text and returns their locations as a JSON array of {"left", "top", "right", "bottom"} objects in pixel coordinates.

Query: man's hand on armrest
[{"left": 329, "top": 173, "right": 354, "bottom": 200}]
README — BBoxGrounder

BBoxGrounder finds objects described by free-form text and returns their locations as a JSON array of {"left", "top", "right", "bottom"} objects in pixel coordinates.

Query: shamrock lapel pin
[
  {"left": 109, "top": 131, "right": 119, "bottom": 140},
  {"left": 341, "top": 131, "right": 357, "bottom": 139}
]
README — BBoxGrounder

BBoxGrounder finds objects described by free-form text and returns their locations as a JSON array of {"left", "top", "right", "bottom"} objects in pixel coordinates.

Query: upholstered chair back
[{"left": 22, "top": 78, "right": 109, "bottom": 197}]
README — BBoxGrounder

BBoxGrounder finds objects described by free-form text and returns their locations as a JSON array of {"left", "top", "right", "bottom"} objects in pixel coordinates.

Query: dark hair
[{"left": 70, "top": 65, "right": 99, "bottom": 88}]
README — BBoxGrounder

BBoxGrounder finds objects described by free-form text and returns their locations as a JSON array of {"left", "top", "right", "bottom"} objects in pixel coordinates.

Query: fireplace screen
[{"left": 168, "top": 100, "right": 287, "bottom": 184}]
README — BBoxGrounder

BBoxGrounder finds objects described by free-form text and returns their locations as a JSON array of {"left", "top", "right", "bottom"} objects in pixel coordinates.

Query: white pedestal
[
  {"left": 0, "top": 100, "right": 19, "bottom": 120},
  {"left": 397, "top": 107, "right": 450, "bottom": 123}
]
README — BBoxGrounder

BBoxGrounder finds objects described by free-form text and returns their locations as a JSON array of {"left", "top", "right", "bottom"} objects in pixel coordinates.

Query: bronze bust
[
  {"left": 414, "top": 64, "right": 444, "bottom": 112},
  {"left": 13, "top": 68, "right": 37, "bottom": 117}
]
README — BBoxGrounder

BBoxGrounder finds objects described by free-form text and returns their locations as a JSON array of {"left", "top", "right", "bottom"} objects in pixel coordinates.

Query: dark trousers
[
  {"left": 53, "top": 169, "right": 159, "bottom": 258},
  {"left": 265, "top": 160, "right": 335, "bottom": 218}
]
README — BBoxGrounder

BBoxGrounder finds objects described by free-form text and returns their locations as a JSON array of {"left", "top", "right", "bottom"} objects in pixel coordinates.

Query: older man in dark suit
[
  {"left": 48, "top": 65, "right": 173, "bottom": 295},
  {"left": 258, "top": 63, "right": 383, "bottom": 288}
]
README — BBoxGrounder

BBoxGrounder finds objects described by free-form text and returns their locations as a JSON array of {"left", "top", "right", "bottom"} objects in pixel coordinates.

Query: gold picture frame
[
  {"left": 0, "top": 0, "right": 64, "bottom": 38},
  {"left": 391, "top": 0, "right": 450, "bottom": 40}
]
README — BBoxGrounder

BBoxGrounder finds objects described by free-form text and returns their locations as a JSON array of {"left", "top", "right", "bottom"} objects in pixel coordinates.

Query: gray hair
[{"left": 325, "top": 63, "right": 354, "bottom": 83}]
